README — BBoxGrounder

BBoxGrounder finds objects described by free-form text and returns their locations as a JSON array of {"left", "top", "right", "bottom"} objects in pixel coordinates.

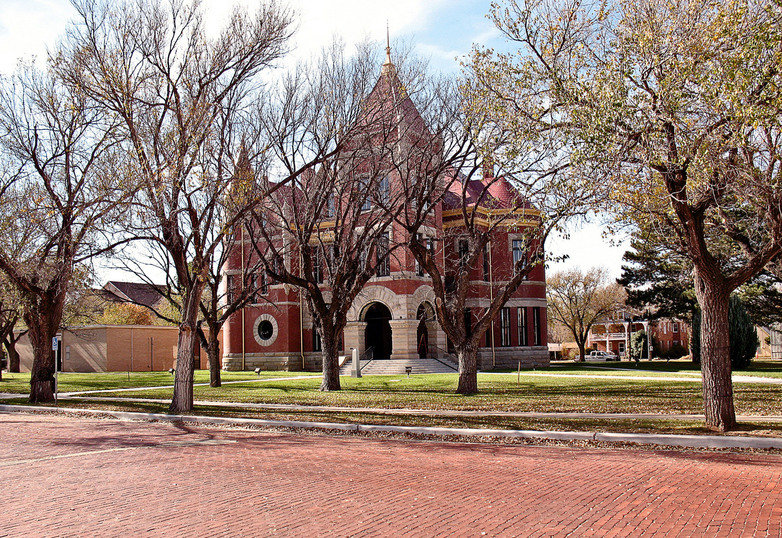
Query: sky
[{"left": 0, "top": 0, "right": 627, "bottom": 284}]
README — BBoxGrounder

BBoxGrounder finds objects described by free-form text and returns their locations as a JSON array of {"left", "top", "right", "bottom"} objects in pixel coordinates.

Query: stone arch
[
  {"left": 409, "top": 285, "right": 436, "bottom": 319},
  {"left": 359, "top": 300, "right": 392, "bottom": 321},
  {"left": 348, "top": 285, "right": 404, "bottom": 322},
  {"left": 416, "top": 301, "right": 436, "bottom": 322}
]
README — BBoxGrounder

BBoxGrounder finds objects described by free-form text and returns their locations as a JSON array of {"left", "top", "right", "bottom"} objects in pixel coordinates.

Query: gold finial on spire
[{"left": 381, "top": 20, "right": 395, "bottom": 76}]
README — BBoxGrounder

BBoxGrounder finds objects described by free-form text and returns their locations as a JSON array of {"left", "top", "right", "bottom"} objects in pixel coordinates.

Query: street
[{"left": 1, "top": 413, "right": 780, "bottom": 536}]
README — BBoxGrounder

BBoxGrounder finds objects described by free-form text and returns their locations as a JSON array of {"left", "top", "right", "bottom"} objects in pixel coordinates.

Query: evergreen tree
[
  {"left": 729, "top": 296, "right": 759, "bottom": 370},
  {"left": 619, "top": 225, "right": 782, "bottom": 326},
  {"left": 629, "top": 330, "right": 647, "bottom": 362},
  {"left": 692, "top": 296, "right": 759, "bottom": 369},
  {"left": 618, "top": 229, "right": 696, "bottom": 321}
]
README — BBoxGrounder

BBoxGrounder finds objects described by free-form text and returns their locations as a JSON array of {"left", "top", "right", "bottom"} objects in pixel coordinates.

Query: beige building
[{"left": 16, "top": 325, "right": 208, "bottom": 373}]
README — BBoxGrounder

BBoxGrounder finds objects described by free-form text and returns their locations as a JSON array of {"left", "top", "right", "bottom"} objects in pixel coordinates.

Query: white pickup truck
[{"left": 586, "top": 350, "right": 619, "bottom": 361}]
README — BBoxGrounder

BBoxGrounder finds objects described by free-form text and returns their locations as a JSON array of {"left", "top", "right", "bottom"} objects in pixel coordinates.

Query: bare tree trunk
[
  {"left": 207, "top": 334, "right": 221, "bottom": 388},
  {"left": 456, "top": 344, "right": 479, "bottom": 395},
  {"left": 694, "top": 275, "right": 736, "bottom": 431},
  {"left": 576, "top": 341, "right": 586, "bottom": 362},
  {"left": 5, "top": 337, "right": 20, "bottom": 373},
  {"left": 319, "top": 331, "right": 341, "bottom": 391},
  {"left": 170, "top": 285, "right": 203, "bottom": 413},
  {"left": 26, "top": 311, "right": 57, "bottom": 403}
]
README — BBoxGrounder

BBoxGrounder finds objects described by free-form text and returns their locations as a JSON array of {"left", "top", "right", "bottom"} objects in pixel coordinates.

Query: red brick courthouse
[{"left": 221, "top": 54, "right": 548, "bottom": 372}]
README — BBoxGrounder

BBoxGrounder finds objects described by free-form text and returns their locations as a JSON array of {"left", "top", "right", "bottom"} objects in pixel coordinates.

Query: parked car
[{"left": 586, "top": 350, "right": 619, "bottom": 361}]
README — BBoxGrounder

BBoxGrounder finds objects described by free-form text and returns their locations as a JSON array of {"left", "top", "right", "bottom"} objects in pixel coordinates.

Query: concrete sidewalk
[
  {"left": 2, "top": 402, "right": 781, "bottom": 451},
  {"left": 487, "top": 369, "right": 782, "bottom": 384}
]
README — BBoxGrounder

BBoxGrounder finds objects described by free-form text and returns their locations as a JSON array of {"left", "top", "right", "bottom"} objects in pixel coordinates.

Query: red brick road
[{"left": 1, "top": 413, "right": 781, "bottom": 537}]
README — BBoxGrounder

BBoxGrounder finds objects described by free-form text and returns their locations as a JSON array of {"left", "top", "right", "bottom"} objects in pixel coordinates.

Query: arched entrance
[
  {"left": 416, "top": 302, "right": 435, "bottom": 359},
  {"left": 363, "top": 302, "right": 392, "bottom": 360}
]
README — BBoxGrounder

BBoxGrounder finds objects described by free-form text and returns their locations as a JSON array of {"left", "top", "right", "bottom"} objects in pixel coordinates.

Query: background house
[{"left": 588, "top": 310, "right": 691, "bottom": 360}]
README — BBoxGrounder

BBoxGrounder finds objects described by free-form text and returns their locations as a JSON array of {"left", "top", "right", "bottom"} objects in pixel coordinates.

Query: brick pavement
[{"left": 1, "top": 413, "right": 781, "bottom": 537}]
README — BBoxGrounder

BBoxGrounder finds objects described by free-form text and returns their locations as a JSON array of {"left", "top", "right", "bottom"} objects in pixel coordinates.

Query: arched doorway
[
  {"left": 417, "top": 303, "right": 435, "bottom": 359},
  {"left": 363, "top": 302, "right": 392, "bottom": 360}
]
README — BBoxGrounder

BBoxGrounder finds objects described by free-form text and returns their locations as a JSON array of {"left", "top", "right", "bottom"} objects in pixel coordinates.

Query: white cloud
[
  {"left": 547, "top": 220, "right": 628, "bottom": 281},
  {"left": 202, "top": 0, "right": 451, "bottom": 63},
  {"left": 416, "top": 42, "right": 462, "bottom": 63},
  {"left": 0, "top": 0, "right": 452, "bottom": 75},
  {"left": 0, "top": 0, "right": 75, "bottom": 74}
]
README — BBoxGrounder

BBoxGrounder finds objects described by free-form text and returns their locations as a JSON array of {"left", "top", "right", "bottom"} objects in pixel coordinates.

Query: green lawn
[
  {"left": 16, "top": 371, "right": 773, "bottom": 417},
  {"left": 553, "top": 359, "right": 782, "bottom": 379},
  {"left": 0, "top": 370, "right": 315, "bottom": 395},
  {"left": 3, "top": 367, "right": 781, "bottom": 437}
]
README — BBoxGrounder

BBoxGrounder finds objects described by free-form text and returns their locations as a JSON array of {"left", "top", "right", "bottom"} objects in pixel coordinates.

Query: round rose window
[{"left": 257, "top": 320, "right": 274, "bottom": 341}]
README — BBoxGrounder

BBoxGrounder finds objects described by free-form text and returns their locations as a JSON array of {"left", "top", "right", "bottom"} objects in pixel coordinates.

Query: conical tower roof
[{"left": 358, "top": 44, "right": 431, "bottom": 140}]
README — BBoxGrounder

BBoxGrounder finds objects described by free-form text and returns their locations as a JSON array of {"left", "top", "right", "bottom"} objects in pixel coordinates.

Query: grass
[
  {"left": 582, "top": 359, "right": 782, "bottom": 378},
  {"left": 527, "top": 359, "right": 782, "bottom": 379},
  {"left": 3, "top": 365, "right": 781, "bottom": 437},
  {"left": 2, "top": 370, "right": 775, "bottom": 416},
  {"left": 0, "top": 370, "right": 315, "bottom": 395}
]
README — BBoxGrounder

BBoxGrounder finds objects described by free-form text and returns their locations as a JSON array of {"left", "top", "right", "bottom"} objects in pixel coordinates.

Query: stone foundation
[
  {"left": 477, "top": 346, "right": 549, "bottom": 370},
  {"left": 224, "top": 347, "right": 549, "bottom": 372},
  {"left": 223, "top": 351, "right": 342, "bottom": 372},
  {"left": 223, "top": 353, "right": 303, "bottom": 371}
]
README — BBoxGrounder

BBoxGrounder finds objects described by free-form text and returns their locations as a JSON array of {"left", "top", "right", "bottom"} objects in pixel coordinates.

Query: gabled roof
[{"left": 100, "top": 281, "right": 166, "bottom": 309}]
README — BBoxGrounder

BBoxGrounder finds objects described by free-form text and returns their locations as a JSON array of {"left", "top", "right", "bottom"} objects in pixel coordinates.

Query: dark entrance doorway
[
  {"left": 416, "top": 303, "right": 432, "bottom": 359},
  {"left": 364, "top": 302, "right": 392, "bottom": 360},
  {"left": 417, "top": 321, "right": 428, "bottom": 358}
]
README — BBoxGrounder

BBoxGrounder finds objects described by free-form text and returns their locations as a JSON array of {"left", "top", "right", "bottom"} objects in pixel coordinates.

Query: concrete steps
[{"left": 339, "top": 358, "right": 458, "bottom": 376}]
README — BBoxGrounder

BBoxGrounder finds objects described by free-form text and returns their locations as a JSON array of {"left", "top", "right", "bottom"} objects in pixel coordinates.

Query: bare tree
[
  {"left": 196, "top": 143, "right": 266, "bottom": 388},
  {"left": 0, "top": 278, "right": 25, "bottom": 377},
  {"left": 106, "top": 117, "right": 264, "bottom": 389},
  {"left": 56, "top": 0, "right": 296, "bottom": 412},
  {"left": 547, "top": 268, "right": 626, "bottom": 362},
  {"left": 475, "top": 0, "right": 782, "bottom": 430},
  {"left": 0, "top": 65, "right": 125, "bottom": 402},
  {"left": 398, "top": 83, "right": 602, "bottom": 394},
  {"left": 244, "top": 45, "right": 438, "bottom": 390}
]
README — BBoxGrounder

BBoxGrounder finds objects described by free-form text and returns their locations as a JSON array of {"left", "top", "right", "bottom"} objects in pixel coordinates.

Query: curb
[{"left": 2, "top": 404, "right": 782, "bottom": 450}]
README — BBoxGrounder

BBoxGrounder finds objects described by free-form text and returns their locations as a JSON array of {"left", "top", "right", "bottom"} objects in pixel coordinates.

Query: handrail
[
  {"left": 359, "top": 346, "right": 374, "bottom": 372},
  {"left": 433, "top": 356, "right": 458, "bottom": 371},
  {"left": 430, "top": 345, "right": 459, "bottom": 368}
]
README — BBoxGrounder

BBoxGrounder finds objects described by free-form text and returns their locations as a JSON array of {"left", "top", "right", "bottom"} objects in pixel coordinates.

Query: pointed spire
[
  {"left": 385, "top": 22, "right": 392, "bottom": 64},
  {"left": 382, "top": 21, "right": 395, "bottom": 76}
]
